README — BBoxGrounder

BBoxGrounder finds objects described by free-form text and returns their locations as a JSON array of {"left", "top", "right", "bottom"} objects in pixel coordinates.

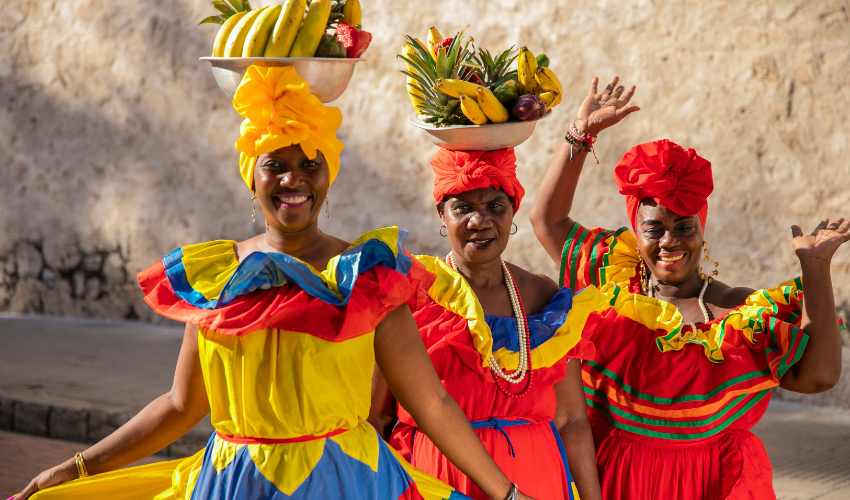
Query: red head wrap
[
  {"left": 430, "top": 148, "right": 525, "bottom": 210},
  {"left": 613, "top": 139, "right": 714, "bottom": 230}
]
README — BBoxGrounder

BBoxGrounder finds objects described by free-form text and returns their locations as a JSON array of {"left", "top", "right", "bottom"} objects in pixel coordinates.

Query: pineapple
[
  {"left": 399, "top": 33, "right": 477, "bottom": 126},
  {"left": 472, "top": 46, "right": 518, "bottom": 91},
  {"left": 199, "top": 0, "right": 251, "bottom": 25}
]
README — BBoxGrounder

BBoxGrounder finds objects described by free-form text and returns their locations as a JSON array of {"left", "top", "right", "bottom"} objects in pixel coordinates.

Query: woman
[
  {"left": 370, "top": 147, "right": 603, "bottom": 499},
  {"left": 530, "top": 77, "right": 848, "bottom": 499},
  {"left": 12, "top": 66, "right": 533, "bottom": 500}
]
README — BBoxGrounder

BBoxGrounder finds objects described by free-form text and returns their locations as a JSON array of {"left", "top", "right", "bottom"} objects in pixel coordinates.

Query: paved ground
[{"left": 1, "top": 314, "right": 849, "bottom": 498}]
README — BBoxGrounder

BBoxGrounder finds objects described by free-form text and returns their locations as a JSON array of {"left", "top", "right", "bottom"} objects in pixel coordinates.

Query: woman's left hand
[{"left": 791, "top": 218, "right": 850, "bottom": 264}]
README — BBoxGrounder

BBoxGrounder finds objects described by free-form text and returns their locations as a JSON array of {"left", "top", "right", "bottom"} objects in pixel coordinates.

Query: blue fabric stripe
[
  {"left": 487, "top": 287, "right": 575, "bottom": 352},
  {"left": 548, "top": 421, "right": 575, "bottom": 500},
  {"left": 190, "top": 430, "right": 459, "bottom": 499},
  {"left": 166, "top": 230, "right": 412, "bottom": 310}
]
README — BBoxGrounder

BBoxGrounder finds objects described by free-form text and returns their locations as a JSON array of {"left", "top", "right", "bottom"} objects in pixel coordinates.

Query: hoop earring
[
  {"left": 439, "top": 225, "right": 448, "bottom": 238},
  {"left": 250, "top": 194, "right": 257, "bottom": 224},
  {"left": 699, "top": 240, "right": 720, "bottom": 281},
  {"left": 510, "top": 223, "right": 518, "bottom": 235}
]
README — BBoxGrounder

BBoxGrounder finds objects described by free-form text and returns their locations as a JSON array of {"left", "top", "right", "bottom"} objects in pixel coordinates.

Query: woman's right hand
[
  {"left": 575, "top": 76, "right": 639, "bottom": 136},
  {"left": 11, "top": 458, "right": 77, "bottom": 499}
]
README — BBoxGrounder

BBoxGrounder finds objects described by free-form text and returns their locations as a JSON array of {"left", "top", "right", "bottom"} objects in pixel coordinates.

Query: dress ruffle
[{"left": 138, "top": 227, "right": 415, "bottom": 337}]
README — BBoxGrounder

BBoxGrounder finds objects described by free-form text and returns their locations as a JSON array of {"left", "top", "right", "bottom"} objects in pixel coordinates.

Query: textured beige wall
[{"left": 2, "top": 0, "right": 849, "bottom": 324}]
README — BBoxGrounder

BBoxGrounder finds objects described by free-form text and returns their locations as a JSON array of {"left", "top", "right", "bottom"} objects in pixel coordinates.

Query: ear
[{"left": 436, "top": 202, "right": 446, "bottom": 221}]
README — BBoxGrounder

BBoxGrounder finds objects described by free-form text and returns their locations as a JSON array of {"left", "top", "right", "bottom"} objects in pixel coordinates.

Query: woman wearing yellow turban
[{"left": 12, "top": 66, "right": 532, "bottom": 500}]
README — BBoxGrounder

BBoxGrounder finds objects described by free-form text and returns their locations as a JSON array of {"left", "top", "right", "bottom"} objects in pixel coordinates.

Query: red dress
[
  {"left": 561, "top": 225, "right": 808, "bottom": 500},
  {"left": 391, "top": 255, "right": 604, "bottom": 499}
]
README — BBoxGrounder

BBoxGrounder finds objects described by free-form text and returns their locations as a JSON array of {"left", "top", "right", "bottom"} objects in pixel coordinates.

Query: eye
[
  {"left": 451, "top": 203, "right": 471, "bottom": 215},
  {"left": 643, "top": 226, "right": 664, "bottom": 239},
  {"left": 302, "top": 159, "right": 320, "bottom": 171},
  {"left": 262, "top": 159, "right": 283, "bottom": 171},
  {"left": 488, "top": 200, "right": 507, "bottom": 213},
  {"left": 674, "top": 223, "right": 697, "bottom": 235}
]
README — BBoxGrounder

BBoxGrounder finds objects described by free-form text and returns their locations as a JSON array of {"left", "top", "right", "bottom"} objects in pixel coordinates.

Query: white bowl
[
  {"left": 200, "top": 57, "right": 362, "bottom": 103},
  {"left": 410, "top": 114, "right": 550, "bottom": 151}
]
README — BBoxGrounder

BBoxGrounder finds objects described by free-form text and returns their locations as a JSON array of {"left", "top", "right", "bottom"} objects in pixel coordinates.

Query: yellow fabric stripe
[{"left": 181, "top": 240, "right": 240, "bottom": 301}]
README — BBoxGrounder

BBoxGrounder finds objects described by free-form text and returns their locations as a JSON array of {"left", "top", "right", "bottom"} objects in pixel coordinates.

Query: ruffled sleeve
[
  {"left": 559, "top": 224, "right": 637, "bottom": 290},
  {"left": 137, "top": 227, "right": 417, "bottom": 337}
]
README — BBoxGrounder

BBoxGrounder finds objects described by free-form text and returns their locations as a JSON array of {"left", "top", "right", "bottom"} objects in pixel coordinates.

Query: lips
[
  {"left": 466, "top": 236, "right": 496, "bottom": 249},
  {"left": 658, "top": 251, "right": 686, "bottom": 263},
  {"left": 273, "top": 191, "right": 313, "bottom": 209}
]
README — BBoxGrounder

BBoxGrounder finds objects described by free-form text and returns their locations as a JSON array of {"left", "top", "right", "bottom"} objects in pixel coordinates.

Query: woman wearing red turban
[
  {"left": 369, "top": 146, "right": 604, "bottom": 500},
  {"left": 531, "top": 77, "right": 849, "bottom": 499}
]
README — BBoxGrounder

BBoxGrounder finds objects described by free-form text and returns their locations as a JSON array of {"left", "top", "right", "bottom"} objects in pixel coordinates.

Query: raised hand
[
  {"left": 791, "top": 218, "right": 850, "bottom": 264},
  {"left": 575, "top": 76, "right": 640, "bottom": 136}
]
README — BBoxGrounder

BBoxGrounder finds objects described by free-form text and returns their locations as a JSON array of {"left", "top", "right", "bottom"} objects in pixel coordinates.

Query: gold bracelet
[{"left": 74, "top": 452, "right": 89, "bottom": 478}]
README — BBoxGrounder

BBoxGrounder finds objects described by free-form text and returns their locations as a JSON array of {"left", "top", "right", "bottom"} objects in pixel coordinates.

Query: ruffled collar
[
  {"left": 486, "top": 288, "right": 572, "bottom": 351},
  {"left": 163, "top": 227, "right": 411, "bottom": 309}
]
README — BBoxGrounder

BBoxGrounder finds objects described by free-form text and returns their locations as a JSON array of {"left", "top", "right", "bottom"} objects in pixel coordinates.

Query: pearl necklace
[
  {"left": 447, "top": 254, "right": 533, "bottom": 394},
  {"left": 647, "top": 276, "right": 713, "bottom": 328}
]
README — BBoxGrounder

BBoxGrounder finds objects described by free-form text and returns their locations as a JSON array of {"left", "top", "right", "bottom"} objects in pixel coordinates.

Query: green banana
[{"left": 289, "top": 0, "right": 332, "bottom": 57}]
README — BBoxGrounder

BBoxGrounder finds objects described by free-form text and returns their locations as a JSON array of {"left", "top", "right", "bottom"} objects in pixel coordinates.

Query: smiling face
[
  {"left": 635, "top": 200, "right": 704, "bottom": 285},
  {"left": 438, "top": 188, "right": 514, "bottom": 264},
  {"left": 254, "top": 146, "right": 329, "bottom": 233}
]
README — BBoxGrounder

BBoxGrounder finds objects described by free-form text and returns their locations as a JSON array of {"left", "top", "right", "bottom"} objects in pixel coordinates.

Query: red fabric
[
  {"left": 430, "top": 147, "right": 525, "bottom": 210},
  {"left": 137, "top": 262, "right": 413, "bottom": 338},
  {"left": 614, "top": 139, "right": 713, "bottom": 229}
]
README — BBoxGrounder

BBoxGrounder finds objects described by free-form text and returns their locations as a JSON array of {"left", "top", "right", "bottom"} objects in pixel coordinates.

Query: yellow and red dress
[
  {"left": 561, "top": 225, "right": 808, "bottom": 500},
  {"left": 33, "top": 228, "right": 467, "bottom": 500},
  {"left": 390, "top": 255, "right": 604, "bottom": 500}
]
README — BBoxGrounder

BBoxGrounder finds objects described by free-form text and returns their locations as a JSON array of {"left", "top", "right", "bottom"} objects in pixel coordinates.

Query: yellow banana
[
  {"left": 435, "top": 78, "right": 484, "bottom": 98},
  {"left": 289, "top": 0, "right": 332, "bottom": 57},
  {"left": 538, "top": 91, "right": 557, "bottom": 110},
  {"left": 475, "top": 87, "right": 509, "bottom": 123},
  {"left": 224, "top": 8, "right": 266, "bottom": 57},
  {"left": 517, "top": 46, "right": 539, "bottom": 94},
  {"left": 342, "top": 0, "right": 362, "bottom": 26},
  {"left": 264, "top": 0, "right": 307, "bottom": 57},
  {"left": 402, "top": 43, "right": 425, "bottom": 113},
  {"left": 212, "top": 11, "right": 248, "bottom": 57},
  {"left": 427, "top": 26, "right": 443, "bottom": 59},
  {"left": 460, "top": 95, "right": 488, "bottom": 125},
  {"left": 535, "top": 66, "right": 563, "bottom": 97},
  {"left": 242, "top": 4, "right": 282, "bottom": 56}
]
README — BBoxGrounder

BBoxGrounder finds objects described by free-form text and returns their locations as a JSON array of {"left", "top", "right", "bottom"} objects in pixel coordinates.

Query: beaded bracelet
[{"left": 564, "top": 122, "right": 599, "bottom": 164}]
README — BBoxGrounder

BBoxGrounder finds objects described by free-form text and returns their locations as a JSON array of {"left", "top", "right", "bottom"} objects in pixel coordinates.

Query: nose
[
  {"left": 466, "top": 210, "right": 492, "bottom": 230},
  {"left": 658, "top": 229, "right": 679, "bottom": 248},
  {"left": 278, "top": 169, "right": 300, "bottom": 187}
]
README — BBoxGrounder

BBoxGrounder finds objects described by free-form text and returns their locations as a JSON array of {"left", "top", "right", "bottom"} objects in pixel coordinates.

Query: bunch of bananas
[{"left": 204, "top": 0, "right": 368, "bottom": 59}]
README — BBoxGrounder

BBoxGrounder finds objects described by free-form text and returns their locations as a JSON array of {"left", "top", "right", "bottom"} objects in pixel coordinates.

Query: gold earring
[
  {"left": 250, "top": 194, "right": 257, "bottom": 224},
  {"left": 638, "top": 251, "right": 649, "bottom": 295},
  {"left": 700, "top": 240, "right": 719, "bottom": 282}
]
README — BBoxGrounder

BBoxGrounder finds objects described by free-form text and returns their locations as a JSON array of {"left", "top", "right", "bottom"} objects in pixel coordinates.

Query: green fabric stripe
[
  {"left": 598, "top": 227, "right": 629, "bottom": 286},
  {"left": 559, "top": 223, "right": 581, "bottom": 287},
  {"left": 593, "top": 392, "right": 752, "bottom": 428},
  {"left": 584, "top": 360, "right": 771, "bottom": 404},
  {"left": 586, "top": 230, "right": 611, "bottom": 287},
  {"left": 568, "top": 226, "right": 589, "bottom": 291}
]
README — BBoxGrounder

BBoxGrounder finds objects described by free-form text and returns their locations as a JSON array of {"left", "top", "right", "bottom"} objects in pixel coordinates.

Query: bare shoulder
[
  {"left": 506, "top": 262, "right": 560, "bottom": 313},
  {"left": 235, "top": 234, "right": 265, "bottom": 262},
  {"left": 708, "top": 280, "right": 756, "bottom": 309}
]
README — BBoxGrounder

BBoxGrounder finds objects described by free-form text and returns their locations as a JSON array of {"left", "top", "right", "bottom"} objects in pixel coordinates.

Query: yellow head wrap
[{"left": 232, "top": 65, "right": 344, "bottom": 191}]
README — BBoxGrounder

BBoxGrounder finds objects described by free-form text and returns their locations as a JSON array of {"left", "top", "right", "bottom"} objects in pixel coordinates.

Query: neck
[
  {"left": 653, "top": 272, "right": 704, "bottom": 300},
  {"left": 450, "top": 253, "right": 504, "bottom": 289},
  {"left": 262, "top": 223, "right": 327, "bottom": 261}
]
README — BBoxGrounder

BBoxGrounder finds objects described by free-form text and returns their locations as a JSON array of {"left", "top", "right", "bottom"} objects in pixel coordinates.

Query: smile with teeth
[
  {"left": 658, "top": 251, "right": 686, "bottom": 263},
  {"left": 275, "top": 192, "right": 312, "bottom": 208}
]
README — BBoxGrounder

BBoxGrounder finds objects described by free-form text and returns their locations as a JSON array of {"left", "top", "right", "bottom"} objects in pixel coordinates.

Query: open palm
[
  {"left": 792, "top": 218, "right": 850, "bottom": 262},
  {"left": 576, "top": 76, "right": 640, "bottom": 136}
]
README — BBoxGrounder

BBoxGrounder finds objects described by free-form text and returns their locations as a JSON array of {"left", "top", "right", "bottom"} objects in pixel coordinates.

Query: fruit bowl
[
  {"left": 200, "top": 56, "right": 362, "bottom": 102},
  {"left": 410, "top": 114, "right": 550, "bottom": 151}
]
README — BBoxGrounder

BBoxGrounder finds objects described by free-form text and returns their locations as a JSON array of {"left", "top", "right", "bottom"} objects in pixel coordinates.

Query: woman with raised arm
[
  {"left": 370, "top": 147, "right": 603, "bottom": 500},
  {"left": 530, "top": 77, "right": 848, "bottom": 499},
  {"left": 12, "top": 66, "right": 534, "bottom": 500}
]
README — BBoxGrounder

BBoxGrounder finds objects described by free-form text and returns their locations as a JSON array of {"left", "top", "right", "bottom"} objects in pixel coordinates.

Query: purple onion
[{"left": 511, "top": 94, "right": 546, "bottom": 121}]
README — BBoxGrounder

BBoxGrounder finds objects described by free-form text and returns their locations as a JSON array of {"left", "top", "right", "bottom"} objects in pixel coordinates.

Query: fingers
[
  {"left": 837, "top": 218, "right": 850, "bottom": 233},
  {"left": 619, "top": 85, "right": 637, "bottom": 105},
  {"left": 603, "top": 76, "right": 620, "bottom": 97},
  {"left": 612, "top": 85, "right": 625, "bottom": 98},
  {"left": 811, "top": 219, "right": 828, "bottom": 235},
  {"left": 589, "top": 76, "right": 599, "bottom": 97},
  {"left": 615, "top": 105, "right": 641, "bottom": 119},
  {"left": 791, "top": 225, "right": 803, "bottom": 238}
]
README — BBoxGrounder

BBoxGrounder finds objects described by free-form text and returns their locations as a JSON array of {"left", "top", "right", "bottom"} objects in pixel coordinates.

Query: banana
[
  {"left": 212, "top": 11, "right": 248, "bottom": 57},
  {"left": 224, "top": 8, "right": 265, "bottom": 57},
  {"left": 435, "top": 78, "right": 483, "bottom": 98},
  {"left": 242, "top": 4, "right": 282, "bottom": 57},
  {"left": 535, "top": 66, "right": 563, "bottom": 95},
  {"left": 538, "top": 91, "right": 557, "bottom": 110},
  {"left": 517, "top": 46, "right": 539, "bottom": 94},
  {"left": 342, "top": 0, "right": 362, "bottom": 26},
  {"left": 264, "top": 0, "right": 307, "bottom": 57},
  {"left": 475, "top": 87, "right": 509, "bottom": 123},
  {"left": 460, "top": 95, "right": 488, "bottom": 125},
  {"left": 402, "top": 43, "right": 425, "bottom": 113},
  {"left": 289, "top": 0, "right": 332, "bottom": 57},
  {"left": 426, "top": 26, "right": 443, "bottom": 59}
]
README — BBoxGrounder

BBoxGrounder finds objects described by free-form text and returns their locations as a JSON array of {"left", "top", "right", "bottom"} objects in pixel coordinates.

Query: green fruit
[
  {"left": 315, "top": 33, "right": 346, "bottom": 57},
  {"left": 493, "top": 79, "right": 518, "bottom": 104},
  {"left": 536, "top": 53, "right": 550, "bottom": 68}
]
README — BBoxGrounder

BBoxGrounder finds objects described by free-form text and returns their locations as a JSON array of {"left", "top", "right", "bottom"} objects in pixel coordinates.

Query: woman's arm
[
  {"left": 781, "top": 219, "right": 850, "bottom": 393},
  {"left": 553, "top": 361, "right": 601, "bottom": 500},
  {"left": 368, "top": 366, "right": 397, "bottom": 440},
  {"left": 13, "top": 324, "right": 210, "bottom": 499},
  {"left": 530, "top": 76, "right": 639, "bottom": 264},
  {"left": 375, "top": 305, "right": 532, "bottom": 500}
]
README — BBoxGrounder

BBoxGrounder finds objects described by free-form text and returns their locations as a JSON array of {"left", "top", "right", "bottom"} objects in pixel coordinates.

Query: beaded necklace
[{"left": 447, "top": 253, "right": 533, "bottom": 397}]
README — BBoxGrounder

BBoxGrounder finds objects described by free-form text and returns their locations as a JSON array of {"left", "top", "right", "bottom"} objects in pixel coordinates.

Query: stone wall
[{"left": 2, "top": 0, "right": 849, "bottom": 325}]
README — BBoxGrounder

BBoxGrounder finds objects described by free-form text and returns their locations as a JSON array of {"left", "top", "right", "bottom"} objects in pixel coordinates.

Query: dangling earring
[
  {"left": 250, "top": 194, "right": 257, "bottom": 224},
  {"left": 439, "top": 224, "right": 448, "bottom": 237},
  {"left": 324, "top": 196, "right": 331, "bottom": 219},
  {"left": 699, "top": 240, "right": 720, "bottom": 282},
  {"left": 638, "top": 257, "right": 649, "bottom": 295},
  {"left": 510, "top": 223, "right": 518, "bottom": 235}
]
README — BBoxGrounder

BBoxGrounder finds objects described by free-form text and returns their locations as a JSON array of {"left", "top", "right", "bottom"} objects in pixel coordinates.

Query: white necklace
[
  {"left": 648, "top": 276, "right": 712, "bottom": 327},
  {"left": 447, "top": 254, "right": 531, "bottom": 385}
]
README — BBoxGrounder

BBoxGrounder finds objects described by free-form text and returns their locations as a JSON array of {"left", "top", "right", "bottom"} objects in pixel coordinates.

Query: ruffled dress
[
  {"left": 560, "top": 225, "right": 809, "bottom": 500},
  {"left": 390, "top": 255, "right": 607, "bottom": 500},
  {"left": 33, "top": 228, "right": 467, "bottom": 500}
]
